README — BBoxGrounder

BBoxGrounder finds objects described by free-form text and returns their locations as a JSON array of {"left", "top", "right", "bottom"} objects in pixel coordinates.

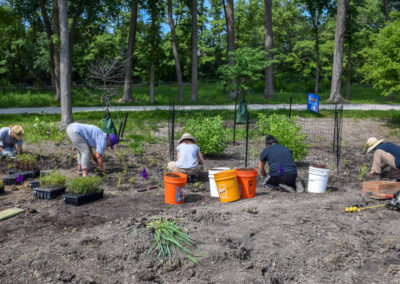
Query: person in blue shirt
[
  {"left": 66, "top": 123, "right": 117, "bottom": 177},
  {"left": 0, "top": 125, "right": 24, "bottom": 157},
  {"left": 365, "top": 137, "right": 400, "bottom": 180},
  {"left": 167, "top": 133, "right": 204, "bottom": 175},
  {"left": 258, "top": 134, "right": 297, "bottom": 190}
]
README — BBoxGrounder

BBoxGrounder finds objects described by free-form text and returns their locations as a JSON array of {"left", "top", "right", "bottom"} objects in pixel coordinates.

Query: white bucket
[
  {"left": 307, "top": 166, "right": 330, "bottom": 193},
  {"left": 209, "top": 167, "right": 230, "bottom": 197}
]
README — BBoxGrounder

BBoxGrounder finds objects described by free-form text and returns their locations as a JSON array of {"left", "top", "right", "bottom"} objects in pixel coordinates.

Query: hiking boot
[
  {"left": 295, "top": 180, "right": 305, "bottom": 193},
  {"left": 279, "top": 183, "right": 296, "bottom": 193},
  {"left": 367, "top": 172, "right": 381, "bottom": 181},
  {"left": 264, "top": 184, "right": 279, "bottom": 191}
]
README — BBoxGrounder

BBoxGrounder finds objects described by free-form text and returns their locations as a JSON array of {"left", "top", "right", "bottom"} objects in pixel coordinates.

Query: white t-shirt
[{"left": 175, "top": 143, "right": 200, "bottom": 169}]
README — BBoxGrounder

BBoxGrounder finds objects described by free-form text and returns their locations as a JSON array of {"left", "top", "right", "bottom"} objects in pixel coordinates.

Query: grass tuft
[
  {"left": 40, "top": 170, "right": 66, "bottom": 187},
  {"left": 67, "top": 176, "right": 102, "bottom": 194}
]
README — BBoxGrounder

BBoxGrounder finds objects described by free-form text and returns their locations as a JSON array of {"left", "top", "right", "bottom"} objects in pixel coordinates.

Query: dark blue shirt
[
  {"left": 376, "top": 142, "right": 400, "bottom": 168},
  {"left": 259, "top": 143, "right": 297, "bottom": 176}
]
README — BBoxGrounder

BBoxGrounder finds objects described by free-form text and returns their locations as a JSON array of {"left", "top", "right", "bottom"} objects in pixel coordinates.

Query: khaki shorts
[{"left": 167, "top": 161, "right": 199, "bottom": 175}]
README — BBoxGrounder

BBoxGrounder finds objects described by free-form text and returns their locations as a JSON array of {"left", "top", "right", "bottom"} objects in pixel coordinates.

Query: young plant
[
  {"left": 359, "top": 163, "right": 368, "bottom": 181},
  {"left": 141, "top": 217, "right": 201, "bottom": 264},
  {"left": 67, "top": 176, "right": 102, "bottom": 194},
  {"left": 16, "top": 153, "right": 37, "bottom": 170},
  {"left": 0, "top": 180, "right": 3, "bottom": 187},
  {"left": 40, "top": 171, "right": 66, "bottom": 187}
]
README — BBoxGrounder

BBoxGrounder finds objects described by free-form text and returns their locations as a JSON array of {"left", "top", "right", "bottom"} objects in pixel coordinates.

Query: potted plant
[
  {"left": 63, "top": 176, "right": 103, "bottom": 206},
  {"left": 34, "top": 170, "right": 67, "bottom": 199}
]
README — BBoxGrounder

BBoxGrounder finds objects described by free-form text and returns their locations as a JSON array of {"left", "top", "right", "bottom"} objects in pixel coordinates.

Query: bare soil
[{"left": 1, "top": 118, "right": 400, "bottom": 284}]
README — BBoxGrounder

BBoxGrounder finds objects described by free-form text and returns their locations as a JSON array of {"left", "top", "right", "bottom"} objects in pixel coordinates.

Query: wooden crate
[{"left": 362, "top": 180, "right": 400, "bottom": 198}]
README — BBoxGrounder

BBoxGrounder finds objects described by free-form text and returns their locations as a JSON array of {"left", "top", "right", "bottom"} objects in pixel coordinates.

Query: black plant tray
[
  {"left": 8, "top": 169, "right": 40, "bottom": 178},
  {"left": 2, "top": 174, "right": 22, "bottom": 185},
  {"left": 63, "top": 190, "right": 104, "bottom": 206},
  {"left": 34, "top": 186, "right": 66, "bottom": 199},
  {"left": 29, "top": 181, "right": 40, "bottom": 189},
  {"left": 0, "top": 185, "right": 4, "bottom": 194}
]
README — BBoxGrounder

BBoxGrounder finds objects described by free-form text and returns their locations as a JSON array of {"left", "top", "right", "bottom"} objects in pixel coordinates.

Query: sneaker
[
  {"left": 279, "top": 183, "right": 296, "bottom": 193},
  {"left": 296, "top": 180, "right": 305, "bottom": 193}
]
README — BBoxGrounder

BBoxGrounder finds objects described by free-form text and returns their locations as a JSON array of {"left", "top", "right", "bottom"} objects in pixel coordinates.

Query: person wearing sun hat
[
  {"left": 365, "top": 137, "right": 400, "bottom": 180},
  {"left": 66, "top": 122, "right": 117, "bottom": 177},
  {"left": 0, "top": 125, "right": 24, "bottom": 157},
  {"left": 167, "top": 133, "right": 204, "bottom": 176}
]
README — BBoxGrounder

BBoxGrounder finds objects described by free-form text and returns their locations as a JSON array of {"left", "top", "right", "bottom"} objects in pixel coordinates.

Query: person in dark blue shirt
[
  {"left": 258, "top": 135, "right": 297, "bottom": 190},
  {"left": 365, "top": 137, "right": 400, "bottom": 180}
]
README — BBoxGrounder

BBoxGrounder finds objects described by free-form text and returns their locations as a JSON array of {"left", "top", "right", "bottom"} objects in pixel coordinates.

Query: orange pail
[
  {"left": 214, "top": 169, "right": 240, "bottom": 203},
  {"left": 236, "top": 168, "right": 257, "bottom": 199},
  {"left": 164, "top": 172, "right": 187, "bottom": 204}
]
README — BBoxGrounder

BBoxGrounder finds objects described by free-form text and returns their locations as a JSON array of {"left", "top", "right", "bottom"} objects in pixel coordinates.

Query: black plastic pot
[
  {"left": 29, "top": 181, "right": 40, "bottom": 189},
  {"left": 63, "top": 190, "right": 104, "bottom": 206},
  {"left": 33, "top": 186, "right": 66, "bottom": 199}
]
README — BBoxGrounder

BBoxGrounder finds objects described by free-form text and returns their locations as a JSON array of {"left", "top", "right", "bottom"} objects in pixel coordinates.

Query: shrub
[
  {"left": 183, "top": 116, "right": 227, "bottom": 155},
  {"left": 16, "top": 153, "right": 37, "bottom": 170},
  {"left": 27, "top": 116, "right": 64, "bottom": 143},
  {"left": 256, "top": 113, "right": 308, "bottom": 161},
  {"left": 40, "top": 170, "right": 66, "bottom": 187},
  {"left": 67, "top": 176, "right": 102, "bottom": 194}
]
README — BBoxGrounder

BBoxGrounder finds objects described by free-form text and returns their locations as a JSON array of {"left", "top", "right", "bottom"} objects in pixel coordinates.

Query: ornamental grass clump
[
  {"left": 67, "top": 176, "right": 102, "bottom": 194},
  {"left": 40, "top": 171, "right": 66, "bottom": 187},
  {"left": 142, "top": 218, "right": 201, "bottom": 264},
  {"left": 16, "top": 153, "right": 37, "bottom": 170}
]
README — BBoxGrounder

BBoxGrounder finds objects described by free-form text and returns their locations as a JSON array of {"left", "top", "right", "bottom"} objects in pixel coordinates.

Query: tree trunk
[
  {"left": 52, "top": 0, "right": 61, "bottom": 102},
  {"left": 345, "top": 39, "right": 352, "bottom": 100},
  {"left": 191, "top": 0, "right": 198, "bottom": 102},
  {"left": 69, "top": 11, "right": 80, "bottom": 85},
  {"left": 314, "top": 22, "right": 320, "bottom": 94},
  {"left": 225, "top": 0, "right": 236, "bottom": 99},
  {"left": 383, "top": 0, "right": 391, "bottom": 21},
  {"left": 168, "top": 0, "right": 183, "bottom": 103},
  {"left": 263, "top": 0, "right": 274, "bottom": 98},
  {"left": 123, "top": 2, "right": 138, "bottom": 102},
  {"left": 329, "top": 0, "right": 348, "bottom": 103},
  {"left": 150, "top": 62, "right": 155, "bottom": 103},
  {"left": 58, "top": 0, "right": 73, "bottom": 128},
  {"left": 39, "top": 0, "right": 57, "bottom": 99}
]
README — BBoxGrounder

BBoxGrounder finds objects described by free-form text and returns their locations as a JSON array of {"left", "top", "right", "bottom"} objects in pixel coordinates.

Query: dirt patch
[{"left": 1, "top": 118, "right": 400, "bottom": 283}]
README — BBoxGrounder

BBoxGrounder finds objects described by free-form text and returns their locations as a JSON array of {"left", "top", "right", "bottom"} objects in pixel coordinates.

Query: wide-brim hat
[
  {"left": 178, "top": 133, "right": 196, "bottom": 144},
  {"left": 9, "top": 125, "right": 24, "bottom": 140},
  {"left": 365, "top": 137, "right": 384, "bottom": 153}
]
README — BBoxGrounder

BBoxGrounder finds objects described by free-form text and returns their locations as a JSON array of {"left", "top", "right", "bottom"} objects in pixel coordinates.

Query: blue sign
[{"left": 307, "top": 93, "right": 319, "bottom": 113}]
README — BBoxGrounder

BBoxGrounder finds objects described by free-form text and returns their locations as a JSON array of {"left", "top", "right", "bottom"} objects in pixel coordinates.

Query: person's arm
[
  {"left": 197, "top": 151, "right": 204, "bottom": 165},
  {"left": 258, "top": 160, "right": 267, "bottom": 178},
  {"left": 96, "top": 152, "right": 105, "bottom": 173}
]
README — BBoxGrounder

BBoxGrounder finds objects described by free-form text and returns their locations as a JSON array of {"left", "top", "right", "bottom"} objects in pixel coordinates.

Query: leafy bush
[
  {"left": 67, "top": 176, "right": 102, "bottom": 194},
  {"left": 27, "top": 116, "right": 64, "bottom": 143},
  {"left": 183, "top": 116, "right": 227, "bottom": 155},
  {"left": 40, "top": 170, "right": 66, "bottom": 187},
  {"left": 256, "top": 113, "right": 308, "bottom": 161},
  {"left": 16, "top": 153, "right": 37, "bottom": 170}
]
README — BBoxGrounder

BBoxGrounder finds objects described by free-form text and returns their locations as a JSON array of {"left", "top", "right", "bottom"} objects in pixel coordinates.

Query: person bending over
[{"left": 0, "top": 125, "right": 24, "bottom": 157}]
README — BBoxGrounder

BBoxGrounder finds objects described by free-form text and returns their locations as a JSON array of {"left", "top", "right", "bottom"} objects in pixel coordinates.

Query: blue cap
[{"left": 109, "top": 134, "right": 117, "bottom": 149}]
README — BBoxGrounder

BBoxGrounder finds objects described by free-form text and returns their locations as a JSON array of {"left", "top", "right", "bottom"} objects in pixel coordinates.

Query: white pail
[
  {"left": 307, "top": 166, "right": 330, "bottom": 193},
  {"left": 208, "top": 167, "right": 230, "bottom": 197}
]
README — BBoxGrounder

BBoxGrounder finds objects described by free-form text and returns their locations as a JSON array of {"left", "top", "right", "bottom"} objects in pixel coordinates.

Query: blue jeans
[{"left": 0, "top": 146, "right": 17, "bottom": 157}]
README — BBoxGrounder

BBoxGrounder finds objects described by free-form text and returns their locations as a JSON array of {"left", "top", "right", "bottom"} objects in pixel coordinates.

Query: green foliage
[
  {"left": 40, "top": 171, "right": 66, "bottom": 187},
  {"left": 67, "top": 176, "right": 102, "bottom": 194},
  {"left": 16, "top": 153, "right": 37, "bottom": 170},
  {"left": 359, "top": 13, "right": 400, "bottom": 97},
  {"left": 142, "top": 217, "right": 200, "bottom": 264},
  {"left": 26, "top": 116, "right": 64, "bottom": 143},
  {"left": 183, "top": 116, "right": 227, "bottom": 155},
  {"left": 129, "top": 142, "right": 146, "bottom": 155},
  {"left": 359, "top": 163, "right": 368, "bottom": 181},
  {"left": 256, "top": 113, "right": 308, "bottom": 161}
]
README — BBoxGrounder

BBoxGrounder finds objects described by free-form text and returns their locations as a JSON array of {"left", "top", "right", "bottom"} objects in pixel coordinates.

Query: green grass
[
  {"left": 0, "top": 82, "right": 395, "bottom": 108},
  {"left": 40, "top": 170, "right": 66, "bottom": 187},
  {"left": 67, "top": 176, "right": 102, "bottom": 194}
]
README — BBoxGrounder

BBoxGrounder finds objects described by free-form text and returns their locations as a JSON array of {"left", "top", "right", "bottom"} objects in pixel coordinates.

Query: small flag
[
  {"left": 141, "top": 168, "right": 148, "bottom": 179},
  {"left": 46, "top": 129, "right": 51, "bottom": 136},
  {"left": 16, "top": 174, "right": 23, "bottom": 184}
]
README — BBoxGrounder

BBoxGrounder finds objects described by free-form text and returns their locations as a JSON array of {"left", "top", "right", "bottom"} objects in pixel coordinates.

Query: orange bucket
[
  {"left": 236, "top": 168, "right": 257, "bottom": 199},
  {"left": 214, "top": 169, "right": 240, "bottom": 203},
  {"left": 164, "top": 172, "right": 187, "bottom": 204}
]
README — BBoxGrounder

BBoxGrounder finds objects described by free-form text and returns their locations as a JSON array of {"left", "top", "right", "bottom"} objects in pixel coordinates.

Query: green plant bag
[
  {"left": 236, "top": 98, "right": 249, "bottom": 124},
  {"left": 103, "top": 115, "right": 117, "bottom": 136}
]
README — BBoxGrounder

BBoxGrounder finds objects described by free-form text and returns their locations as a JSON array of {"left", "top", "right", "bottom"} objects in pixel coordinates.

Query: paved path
[{"left": 0, "top": 104, "right": 400, "bottom": 114}]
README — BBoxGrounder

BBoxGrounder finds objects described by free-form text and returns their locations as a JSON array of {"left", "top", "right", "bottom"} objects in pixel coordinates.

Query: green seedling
[
  {"left": 343, "top": 158, "right": 349, "bottom": 168},
  {"left": 128, "top": 177, "right": 135, "bottom": 184},
  {"left": 67, "top": 176, "right": 102, "bottom": 194},
  {"left": 0, "top": 180, "right": 3, "bottom": 187},
  {"left": 16, "top": 153, "right": 37, "bottom": 170},
  {"left": 117, "top": 174, "right": 122, "bottom": 188},
  {"left": 40, "top": 170, "right": 66, "bottom": 187},
  {"left": 359, "top": 163, "right": 368, "bottom": 181}
]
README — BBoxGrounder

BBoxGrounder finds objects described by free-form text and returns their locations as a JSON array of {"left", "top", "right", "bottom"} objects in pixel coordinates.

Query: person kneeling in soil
[
  {"left": 167, "top": 133, "right": 204, "bottom": 176},
  {"left": 0, "top": 125, "right": 24, "bottom": 157},
  {"left": 66, "top": 123, "right": 117, "bottom": 177},
  {"left": 258, "top": 135, "right": 297, "bottom": 192},
  {"left": 365, "top": 137, "right": 400, "bottom": 180}
]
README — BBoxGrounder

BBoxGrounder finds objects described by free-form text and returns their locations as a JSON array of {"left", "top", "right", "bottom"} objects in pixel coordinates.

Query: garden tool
[
  {"left": 345, "top": 204, "right": 387, "bottom": 213},
  {"left": 365, "top": 190, "right": 394, "bottom": 199}
]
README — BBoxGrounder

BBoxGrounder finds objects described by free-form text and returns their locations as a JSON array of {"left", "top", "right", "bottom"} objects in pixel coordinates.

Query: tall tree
[
  {"left": 168, "top": 0, "right": 184, "bottom": 102},
  {"left": 262, "top": 0, "right": 274, "bottom": 98},
  {"left": 383, "top": 0, "right": 391, "bottom": 21},
  {"left": 191, "top": 0, "right": 198, "bottom": 102},
  {"left": 329, "top": 0, "right": 348, "bottom": 103},
  {"left": 58, "top": 0, "right": 73, "bottom": 127},
  {"left": 123, "top": 1, "right": 138, "bottom": 102},
  {"left": 223, "top": 0, "right": 236, "bottom": 99}
]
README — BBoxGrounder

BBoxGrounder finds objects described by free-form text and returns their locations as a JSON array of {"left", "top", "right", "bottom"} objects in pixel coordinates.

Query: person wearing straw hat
[
  {"left": 0, "top": 125, "right": 24, "bottom": 157},
  {"left": 365, "top": 137, "right": 400, "bottom": 180},
  {"left": 167, "top": 133, "right": 204, "bottom": 176},
  {"left": 66, "top": 123, "right": 117, "bottom": 177}
]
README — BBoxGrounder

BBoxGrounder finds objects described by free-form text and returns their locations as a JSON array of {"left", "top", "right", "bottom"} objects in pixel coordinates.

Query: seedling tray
[
  {"left": 2, "top": 174, "right": 22, "bottom": 185},
  {"left": 8, "top": 169, "right": 40, "bottom": 179},
  {"left": 29, "top": 181, "right": 40, "bottom": 189},
  {"left": 63, "top": 190, "right": 104, "bottom": 206},
  {"left": 33, "top": 186, "right": 66, "bottom": 199}
]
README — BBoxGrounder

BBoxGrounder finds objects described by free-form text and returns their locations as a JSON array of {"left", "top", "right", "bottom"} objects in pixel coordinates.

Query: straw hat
[
  {"left": 178, "top": 133, "right": 196, "bottom": 144},
  {"left": 365, "top": 137, "right": 384, "bottom": 153},
  {"left": 9, "top": 125, "right": 24, "bottom": 140}
]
